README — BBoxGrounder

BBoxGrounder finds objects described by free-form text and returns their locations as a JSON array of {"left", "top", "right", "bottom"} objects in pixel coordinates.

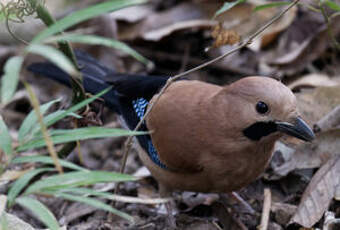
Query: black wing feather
[{"left": 27, "top": 50, "right": 169, "bottom": 168}]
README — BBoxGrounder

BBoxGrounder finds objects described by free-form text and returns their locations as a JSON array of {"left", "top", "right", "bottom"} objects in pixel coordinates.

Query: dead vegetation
[{"left": 0, "top": 0, "right": 340, "bottom": 229}]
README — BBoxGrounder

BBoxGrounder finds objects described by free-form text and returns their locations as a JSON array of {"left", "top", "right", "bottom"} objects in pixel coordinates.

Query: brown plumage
[
  {"left": 143, "top": 76, "right": 314, "bottom": 195},
  {"left": 28, "top": 53, "right": 315, "bottom": 227}
]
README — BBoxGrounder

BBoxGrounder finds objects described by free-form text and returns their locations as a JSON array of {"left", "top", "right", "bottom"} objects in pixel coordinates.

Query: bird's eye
[{"left": 256, "top": 101, "right": 269, "bottom": 114}]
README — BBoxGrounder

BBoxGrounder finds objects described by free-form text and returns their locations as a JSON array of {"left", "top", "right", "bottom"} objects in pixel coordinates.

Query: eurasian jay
[{"left": 28, "top": 50, "right": 315, "bottom": 221}]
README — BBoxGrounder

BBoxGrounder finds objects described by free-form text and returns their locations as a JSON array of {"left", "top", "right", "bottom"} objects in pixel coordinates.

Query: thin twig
[
  {"left": 23, "top": 81, "right": 63, "bottom": 174},
  {"left": 74, "top": 120, "right": 84, "bottom": 165},
  {"left": 231, "top": 192, "right": 256, "bottom": 215},
  {"left": 115, "top": 0, "right": 301, "bottom": 196},
  {"left": 259, "top": 188, "right": 271, "bottom": 230},
  {"left": 5, "top": 17, "right": 29, "bottom": 45}
]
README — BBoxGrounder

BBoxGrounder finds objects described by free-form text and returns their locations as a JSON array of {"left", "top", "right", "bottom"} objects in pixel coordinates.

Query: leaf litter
[{"left": 1, "top": 0, "right": 340, "bottom": 229}]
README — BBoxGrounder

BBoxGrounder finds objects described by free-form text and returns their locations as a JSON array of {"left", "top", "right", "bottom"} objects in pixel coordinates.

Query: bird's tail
[{"left": 27, "top": 50, "right": 120, "bottom": 113}]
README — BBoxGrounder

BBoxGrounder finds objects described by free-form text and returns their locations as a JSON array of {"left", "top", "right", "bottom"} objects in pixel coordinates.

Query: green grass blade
[
  {"left": 214, "top": 0, "right": 246, "bottom": 18},
  {"left": 323, "top": 0, "right": 340, "bottom": 11},
  {"left": 16, "top": 197, "right": 60, "bottom": 230},
  {"left": 32, "top": 0, "right": 148, "bottom": 43},
  {"left": 12, "top": 156, "right": 88, "bottom": 171},
  {"left": 1, "top": 56, "right": 24, "bottom": 105},
  {"left": 7, "top": 168, "right": 55, "bottom": 207},
  {"left": 54, "top": 192, "right": 134, "bottom": 222},
  {"left": 44, "top": 87, "right": 111, "bottom": 128},
  {"left": 18, "top": 98, "right": 61, "bottom": 143},
  {"left": 45, "top": 34, "right": 152, "bottom": 66},
  {"left": 55, "top": 187, "right": 170, "bottom": 204},
  {"left": 17, "top": 127, "right": 145, "bottom": 151},
  {"left": 26, "top": 44, "right": 78, "bottom": 76},
  {"left": 254, "top": 1, "right": 291, "bottom": 11},
  {"left": 0, "top": 115, "right": 12, "bottom": 156},
  {"left": 29, "top": 110, "right": 81, "bottom": 138},
  {"left": 24, "top": 171, "right": 136, "bottom": 194}
]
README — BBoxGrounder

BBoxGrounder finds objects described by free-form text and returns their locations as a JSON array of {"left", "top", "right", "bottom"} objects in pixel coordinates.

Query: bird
[{"left": 28, "top": 50, "right": 315, "bottom": 225}]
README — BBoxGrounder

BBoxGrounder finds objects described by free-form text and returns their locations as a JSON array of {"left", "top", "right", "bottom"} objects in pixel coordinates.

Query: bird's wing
[
  {"left": 105, "top": 74, "right": 174, "bottom": 169},
  {"left": 104, "top": 73, "right": 169, "bottom": 100}
]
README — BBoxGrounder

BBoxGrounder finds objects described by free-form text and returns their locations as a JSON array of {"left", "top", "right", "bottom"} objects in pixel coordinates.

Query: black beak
[{"left": 275, "top": 117, "right": 315, "bottom": 142}]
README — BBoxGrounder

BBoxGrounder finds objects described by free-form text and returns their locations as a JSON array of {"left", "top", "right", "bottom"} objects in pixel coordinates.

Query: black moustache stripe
[{"left": 243, "top": 121, "right": 277, "bottom": 141}]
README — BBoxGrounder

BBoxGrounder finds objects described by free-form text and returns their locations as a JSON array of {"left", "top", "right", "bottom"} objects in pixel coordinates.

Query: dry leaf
[
  {"left": 271, "top": 202, "right": 297, "bottom": 225},
  {"left": 116, "top": 2, "right": 209, "bottom": 41},
  {"left": 116, "top": 1, "right": 296, "bottom": 44},
  {"left": 314, "top": 105, "right": 340, "bottom": 133},
  {"left": 0, "top": 169, "right": 32, "bottom": 185},
  {"left": 288, "top": 74, "right": 339, "bottom": 91},
  {"left": 180, "top": 192, "right": 219, "bottom": 210},
  {"left": 213, "top": 2, "right": 296, "bottom": 43},
  {"left": 266, "top": 85, "right": 340, "bottom": 179},
  {"left": 143, "top": 19, "right": 216, "bottom": 41},
  {"left": 268, "top": 15, "right": 340, "bottom": 75},
  {"left": 210, "top": 23, "right": 240, "bottom": 48},
  {"left": 182, "top": 222, "right": 220, "bottom": 230},
  {"left": 323, "top": 211, "right": 340, "bottom": 230},
  {"left": 133, "top": 166, "right": 151, "bottom": 178},
  {"left": 297, "top": 86, "right": 340, "bottom": 125},
  {"left": 110, "top": 5, "right": 154, "bottom": 23},
  {"left": 289, "top": 156, "right": 340, "bottom": 228},
  {"left": 3, "top": 213, "right": 35, "bottom": 230},
  {"left": 335, "top": 185, "right": 340, "bottom": 201},
  {"left": 249, "top": 3, "right": 297, "bottom": 50},
  {"left": 211, "top": 202, "right": 246, "bottom": 230},
  {"left": 270, "top": 130, "right": 340, "bottom": 179}
]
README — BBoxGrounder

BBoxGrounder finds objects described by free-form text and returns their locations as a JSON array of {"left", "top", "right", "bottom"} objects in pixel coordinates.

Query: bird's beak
[{"left": 275, "top": 117, "right": 315, "bottom": 142}]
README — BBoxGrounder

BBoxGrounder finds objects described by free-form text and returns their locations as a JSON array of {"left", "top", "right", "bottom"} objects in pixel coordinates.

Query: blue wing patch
[
  {"left": 132, "top": 98, "right": 148, "bottom": 119},
  {"left": 132, "top": 98, "right": 167, "bottom": 169}
]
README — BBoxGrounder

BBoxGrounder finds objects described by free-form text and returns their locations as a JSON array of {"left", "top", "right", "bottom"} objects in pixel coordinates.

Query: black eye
[{"left": 256, "top": 101, "right": 268, "bottom": 114}]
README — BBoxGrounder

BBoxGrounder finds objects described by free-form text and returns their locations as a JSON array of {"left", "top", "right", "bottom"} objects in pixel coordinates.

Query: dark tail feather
[
  {"left": 28, "top": 62, "right": 72, "bottom": 87},
  {"left": 74, "top": 50, "right": 113, "bottom": 79},
  {"left": 27, "top": 51, "right": 121, "bottom": 113}
]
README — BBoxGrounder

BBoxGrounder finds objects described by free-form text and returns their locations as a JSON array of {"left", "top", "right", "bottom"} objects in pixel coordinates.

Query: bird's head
[{"left": 225, "top": 76, "right": 315, "bottom": 142}]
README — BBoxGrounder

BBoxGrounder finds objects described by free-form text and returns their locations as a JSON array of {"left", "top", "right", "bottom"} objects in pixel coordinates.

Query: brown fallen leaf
[
  {"left": 2, "top": 212, "right": 35, "bottom": 230},
  {"left": 115, "top": 1, "right": 296, "bottom": 45},
  {"left": 297, "top": 86, "right": 340, "bottom": 125},
  {"left": 323, "top": 211, "right": 340, "bottom": 230},
  {"left": 249, "top": 3, "right": 297, "bottom": 51},
  {"left": 266, "top": 84, "right": 340, "bottom": 179},
  {"left": 180, "top": 192, "right": 219, "bottom": 211},
  {"left": 289, "top": 156, "right": 340, "bottom": 228},
  {"left": 314, "top": 105, "right": 340, "bottom": 133},
  {"left": 214, "top": 2, "right": 296, "bottom": 48},
  {"left": 268, "top": 15, "right": 340, "bottom": 75},
  {"left": 210, "top": 23, "right": 240, "bottom": 48},
  {"left": 211, "top": 202, "right": 248, "bottom": 230},
  {"left": 0, "top": 168, "right": 32, "bottom": 185},
  {"left": 110, "top": 5, "right": 154, "bottom": 23},
  {"left": 269, "top": 130, "right": 340, "bottom": 179},
  {"left": 143, "top": 19, "right": 216, "bottom": 41},
  {"left": 271, "top": 202, "right": 297, "bottom": 225},
  {"left": 335, "top": 185, "right": 340, "bottom": 201},
  {"left": 116, "top": 2, "right": 210, "bottom": 41},
  {"left": 288, "top": 74, "right": 339, "bottom": 91}
]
